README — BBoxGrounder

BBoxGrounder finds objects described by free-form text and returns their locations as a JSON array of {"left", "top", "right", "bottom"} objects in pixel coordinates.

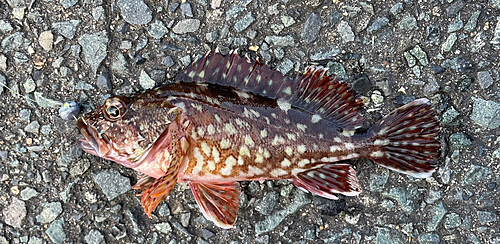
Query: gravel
[
  {"left": 300, "top": 13, "right": 321, "bottom": 43},
  {"left": 118, "top": 0, "right": 152, "bottom": 25},
  {"left": 92, "top": 169, "right": 131, "bottom": 200},
  {"left": 52, "top": 20, "right": 81, "bottom": 39},
  {"left": 172, "top": 19, "right": 201, "bottom": 34},
  {"left": 78, "top": 31, "right": 108, "bottom": 76}
]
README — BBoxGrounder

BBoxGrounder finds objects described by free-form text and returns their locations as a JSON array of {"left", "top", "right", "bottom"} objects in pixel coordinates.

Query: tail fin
[{"left": 366, "top": 98, "right": 441, "bottom": 178}]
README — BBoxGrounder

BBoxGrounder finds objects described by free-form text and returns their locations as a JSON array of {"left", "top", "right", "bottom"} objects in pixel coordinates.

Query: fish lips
[{"left": 76, "top": 118, "right": 110, "bottom": 157}]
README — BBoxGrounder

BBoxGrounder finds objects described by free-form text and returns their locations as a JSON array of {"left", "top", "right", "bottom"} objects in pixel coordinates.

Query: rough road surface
[{"left": 0, "top": 0, "right": 499, "bottom": 243}]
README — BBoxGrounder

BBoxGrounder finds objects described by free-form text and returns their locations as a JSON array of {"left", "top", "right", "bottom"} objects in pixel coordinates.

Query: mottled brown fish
[{"left": 77, "top": 50, "right": 441, "bottom": 228}]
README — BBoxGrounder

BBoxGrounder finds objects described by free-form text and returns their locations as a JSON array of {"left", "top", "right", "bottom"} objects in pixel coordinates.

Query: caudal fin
[{"left": 367, "top": 98, "right": 441, "bottom": 178}]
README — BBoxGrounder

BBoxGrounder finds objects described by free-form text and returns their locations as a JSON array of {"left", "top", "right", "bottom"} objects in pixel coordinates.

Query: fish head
[{"left": 77, "top": 94, "right": 184, "bottom": 170}]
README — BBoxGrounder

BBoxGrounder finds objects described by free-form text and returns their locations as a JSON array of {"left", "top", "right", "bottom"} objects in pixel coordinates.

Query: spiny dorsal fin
[{"left": 177, "top": 51, "right": 363, "bottom": 129}]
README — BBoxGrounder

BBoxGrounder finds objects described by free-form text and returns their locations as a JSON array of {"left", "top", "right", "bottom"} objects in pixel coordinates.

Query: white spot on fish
[
  {"left": 207, "top": 124, "right": 216, "bottom": 135},
  {"left": 250, "top": 109, "right": 260, "bottom": 117},
  {"left": 248, "top": 165, "right": 265, "bottom": 176},
  {"left": 277, "top": 100, "right": 291, "bottom": 112},
  {"left": 329, "top": 146, "right": 341, "bottom": 152},
  {"left": 270, "top": 168, "right": 287, "bottom": 177},
  {"left": 197, "top": 127, "right": 206, "bottom": 137},
  {"left": 271, "top": 135, "right": 285, "bottom": 146},
  {"left": 207, "top": 160, "right": 215, "bottom": 171},
  {"left": 320, "top": 156, "right": 339, "bottom": 162},
  {"left": 260, "top": 129, "right": 268, "bottom": 138},
  {"left": 239, "top": 146, "right": 251, "bottom": 157},
  {"left": 286, "top": 133, "right": 297, "bottom": 141},
  {"left": 224, "top": 123, "right": 237, "bottom": 134},
  {"left": 374, "top": 139, "right": 390, "bottom": 146},
  {"left": 238, "top": 156, "right": 245, "bottom": 165},
  {"left": 345, "top": 143, "right": 355, "bottom": 150},
  {"left": 212, "top": 147, "right": 220, "bottom": 163},
  {"left": 283, "top": 86, "right": 292, "bottom": 95},
  {"left": 220, "top": 156, "right": 237, "bottom": 175},
  {"left": 235, "top": 90, "right": 250, "bottom": 99},
  {"left": 244, "top": 135, "right": 255, "bottom": 146},
  {"left": 220, "top": 139, "right": 231, "bottom": 149},
  {"left": 311, "top": 114, "right": 321, "bottom": 123},
  {"left": 255, "top": 153, "right": 264, "bottom": 163},
  {"left": 298, "top": 159, "right": 310, "bottom": 167},
  {"left": 192, "top": 147, "right": 205, "bottom": 175},
  {"left": 297, "top": 145, "right": 307, "bottom": 154},
  {"left": 285, "top": 147, "right": 293, "bottom": 156},
  {"left": 281, "top": 158, "right": 291, "bottom": 167},
  {"left": 334, "top": 137, "right": 342, "bottom": 143},
  {"left": 370, "top": 151, "right": 384, "bottom": 158},
  {"left": 201, "top": 142, "right": 211, "bottom": 157},
  {"left": 297, "top": 124, "right": 307, "bottom": 132},
  {"left": 214, "top": 114, "right": 222, "bottom": 123},
  {"left": 342, "top": 130, "right": 355, "bottom": 136}
]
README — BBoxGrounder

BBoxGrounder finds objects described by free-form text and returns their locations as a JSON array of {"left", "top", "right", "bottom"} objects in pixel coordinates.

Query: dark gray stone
[
  {"left": 46, "top": 218, "right": 66, "bottom": 244},
  {"left": 463, "top": 164, "right": 491, "bottom": 185},
  {"left": 172, "top": 19, "right": 201, "bottom": 34},
  {"left": 147, "top": 20, "right": 169, "bottom": 39},
  {"left": 180, "top": 3, "right": 193, "bottom": 17},
  {"left": 427, "top": 202, "right": 447, "bottom": 231},
  {"left": 418, "top": 233, "right": 440, "bottom": 244},
  {"left": 264, "top": 35, "right": 294, "bottom": 46},
  {"left": 477, "top": 71, "right": 494, "bottom": 89},
  {"left": 477, "top": 211, "right": 498, "bottom": 225},
  {"left": 118, "top": 0, "right": 152, "bottom": 25},
  {"left": 441, "top": 106, "right": 460, "bottom": 125},
  {"left": 24, "top": 121, "right": 40, "bottom": 134},
  {"left": 310, "top": 47, "right": 340, "bottom": 61},
  {"left": 470, "top": 97, "right": 500, "bottom": 129},
  {"left": 446, "top": 0, "right": 465, "bottom": 18},
  {"left": 36, "top": 202, "right": 62, "bottom": 224},
  {"left": 234, "top": 13, "right": 255, "bottom": 33},
  {"left": 444, "top": 213, "right": 461, "bottom": 229},
  {"left": 369, "top": 170, "right": 389, "bottom": 192},
  {"left": 97, "top": 73, "right": 112, "bottom": 91},
  {"left": 93, "top": 169, "right": 131, "bottom": 200},
  {"left": 337, "top": 21, "right": 354, "bottom": 42},
  {"left": 84, "top": 229, "right": 104, "bottom": 244},
  {"left": 78, "top": 31, "right": 108, "bottom": 76},
  {"left": 52, "top": 20, "right": 81, "bottom": 39},
  {"left": 376, "top": 227, "right": 406, "bottom": 244},
  {"left": 398, "top": 14, "right": 417, "bottom": 30},
  {"left": 201, "top": 229, "right": 215, "bottom": 240},
  {"left": 276, "top": 58, "right": 294, "bottom": 75},
  {"left": 382, "top": 187, "right": 418, "bottom": 213},
  {"left": 256, "top": 191, "right": 279, "bottom": 215},
  {"left": 162, "top": 56, "right": 175, "bottom": 67},
  {"left": 1, "top": 32, "right": 31, "bottom": 51},
  {"left": 449, "top": 132, "right": 471, "bottom": 150},
  {"left": 367, "top": 17, "right": 389, "bottom": 34},
  {"left": 300, "top": 13, "right": 321, "bottom": 43},
  {"left": 447, "top": 13, "right": 464, "bottom": 33},
  {"left": 60, "top": 0, "right": 78, "bottom": 9}
]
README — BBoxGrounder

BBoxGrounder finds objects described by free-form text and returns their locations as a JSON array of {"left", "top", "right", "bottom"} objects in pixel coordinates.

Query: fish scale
[{"left": 77, "top": 50, "right": 441, "bottom": 228}]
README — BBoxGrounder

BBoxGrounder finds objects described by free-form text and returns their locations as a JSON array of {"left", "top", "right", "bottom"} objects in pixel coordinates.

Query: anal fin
[
  {"left": 292, "top": 164, "right": 361, "bottom": 200},
  {"left": 189, "top": 181, "right": 241, "bottom": 229}
]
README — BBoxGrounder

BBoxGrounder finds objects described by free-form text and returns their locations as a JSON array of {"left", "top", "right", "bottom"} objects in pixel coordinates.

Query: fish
[{"left": 77, "top": 50, "right": 441, "bottom": 228}]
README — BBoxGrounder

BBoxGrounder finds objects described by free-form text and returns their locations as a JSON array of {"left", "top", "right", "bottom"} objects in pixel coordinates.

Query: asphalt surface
[{"left": 0, "top": 0, "right": 499, "bottom": 243}]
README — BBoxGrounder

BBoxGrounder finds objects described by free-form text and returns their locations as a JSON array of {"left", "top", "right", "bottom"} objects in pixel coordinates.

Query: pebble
[
  {"left": 448, "top": 132, "right": 471, "bottom": 150},
  {"left": 462, "top": 164, "right": 491, "bottom": 186},
  {"left": 276, "top": 58, "right": 294, "bottom": 75},
  {"left": 235, "top": 12, "right": 255, "bottom": 33},
  {"left": 310, "top": 47, "right": 340, "bottom": 61},
  {"left": 20, "top": 187, "right": 38, "bottom": 201},
  {"left": 281, "top": 15, "right": 295, "bottom": 27},
  {"left": 78, "top": 31, "right": 108, "bottom": 76},
  {"left": 300, "top": 13, "right": 321, "bottom": 43},
  {"left": 180, "top": 3, "right": 193, "bottom": 17},
  {"left": 367, "top": 17, "right": 389, "bottom": 34},
  {"left": 444, "top": 213, "right": 462, "bottom": 229},
  {"left": 46, "top": 218, "right": 66, "bottom": 244},
  {"left": 97, "top": 73, "right": 112, "bottom": 91},
  {"left": 0, "top": 20, "right": 14, "bottom": 32},
  {"left": 84, "top": 229, "right": 105, "bottom": 244},
  {"left": 476, "top": 71, "right": 494, "bottom": 89},
  {"left": 390, "top": 3, "right": 403, "bottom": 16},
  {"left": 477, "top": 211, "right": 498, "bottom": 225},
  {"left": 161, "top": 56, "right": 175, "bottom": 67},
  {"left": 58, "top": 101, "right": 80, "bottom": 120},
  {"left": 1, "top": 32, "right": 31, "bottom": 51},
  {"left": 19, "top": 109, "right": 31, "bottom": 122},
  {"left": 398, "top": 14, "right": 417, "bottom": 30},
  {"left": 446, "top": 0, "right": 465, "bottom": 17},
  {"left": 426, "top": 25, "right": 441, "bottom": 44},
  {"left": 0, "top": 151, "right": 7, "bottom": 160},
  {"left": 409, "top": 45, "right": 428, "bottom": 66},
  {"left": 158, "top": 203, "right": 170, "bottom": 217},
  {"left": 111, "top": 53, "right": 129, "bottom": 75},
  {"left": 369, "top": 170, "right": 389, "bottom": 192},
  {"left": 470, "top": 97, "right": 500, "bottom": 129},
  {"left": 155, "top": 222, "right": 172, "bottom": 234},
  {"left": 441, "top": 56, "right": 473, "bottom": 73},
  {"left": 376, "top": 227, "right": 406, "bottom": 244},
  {"left": 92, "top": 169, "right": 131, "bottom": 200},
  {"left": 52, "top": 20, "right": 81, "bottom": 39},
  {"left": 24, "top": 121, "right": 40, "bottom": 134},
  {"left": 39, "top": 31, "right": 53, "bottom": 51},
  {"left": 169, "top": 2, "right": 179, "bottom": 12},
  {"left": 179, "top": 55, "right": 191, "bottom": 67},
  {"left": 423, "top": 76, "right": 440, "bottom": 94},
  {"left": 139, "top": 70, "right": 156, "bottom": 90},
  {"left": 465, "top": 10, "right": 481, "bottom": 32},
  {"left": 337, "top": 21, "right": 355, "bottom": 42},
  {"left": 255, "top": 190, "right": 311, "bottom": 234},
  {"left": 256, "top": 191, "right": 279, "bottom": 215},
  {"left": 36, "top": 202, "right": 62, "bottom": 224},
  {"left": 441, "top": 33, "right": 457, "bottom": 53},
  {"left": 2, "top": 197, "right": 26, "bottom": 228},
  {"left": 427, "top": 202, "right": 447, "bottom": 231},
  {"left": 28, "top": 237, "right": 43, "bottom": 244},
  {"left": 172, "top": 19, "right": 201, "bottom": 34},
  {"left": 118, "top": 0, "right": 152, "bottom": 25},
  {"left": 147, "top": 20, "right": 169, "bottom": 39},
  {"left": 264, "top": 35, "right": 295, "bottom": 46},
  {"left": 382, "top": 187, "right": 418, "bottom": 213},
  {"left": 60, "top": 0, "right": 78, "bottom": 9},
  {"left": 441, "top": 106, "right": 460, "bottom": 125},
  {"left": 226, "top": 6, "right": 244, "bottom": 20},
  {"left": 447, "top": 13, "right": 463, "bottom": 33},
  {"left": 327, "top": 62, "right": 348, "bottom": 80},
  {"left": 418, "top": 233, "right": 440, "bottom": 244}
]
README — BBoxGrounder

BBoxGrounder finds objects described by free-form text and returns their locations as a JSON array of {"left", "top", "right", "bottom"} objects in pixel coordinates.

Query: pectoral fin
[
  {"left": 139, "top": 159, "right": 181, "bottom": 217},
  {"left": 189, "top": 181, "right": 241, "bottom": 229},
  {"left": 292, "top": 164, "right": 361, "bottom": 200}
]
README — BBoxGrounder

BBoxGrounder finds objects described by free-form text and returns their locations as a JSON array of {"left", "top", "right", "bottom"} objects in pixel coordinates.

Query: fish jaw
[{"left": 77, "top": 117, "right": 111, "bottom": 158}]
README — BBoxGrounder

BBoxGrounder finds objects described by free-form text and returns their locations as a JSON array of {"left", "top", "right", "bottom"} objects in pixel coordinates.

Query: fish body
[{"left": 77, "top": 51, "right": 441, "bottom": 228}]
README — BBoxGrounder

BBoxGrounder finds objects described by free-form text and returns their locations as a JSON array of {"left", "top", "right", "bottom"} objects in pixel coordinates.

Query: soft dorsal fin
[
  {"left": 177, "top": 51, "right": 363, "bottom": 129},
  {"left": 189, "top": 181, "right": 241, "bottom": 229}
]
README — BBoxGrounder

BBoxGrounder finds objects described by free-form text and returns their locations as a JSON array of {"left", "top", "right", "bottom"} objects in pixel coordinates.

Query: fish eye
[
  {"left": 106, "top": 105, "right": 121, "bottom": 118},
  {"left": 104, "top": 96, "right": 129, "bottom": 120}
]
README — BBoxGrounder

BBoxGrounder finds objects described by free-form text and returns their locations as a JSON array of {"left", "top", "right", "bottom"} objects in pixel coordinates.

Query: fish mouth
[{"left": 76, "top": 118, "right": 108, "bottom": 157}]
